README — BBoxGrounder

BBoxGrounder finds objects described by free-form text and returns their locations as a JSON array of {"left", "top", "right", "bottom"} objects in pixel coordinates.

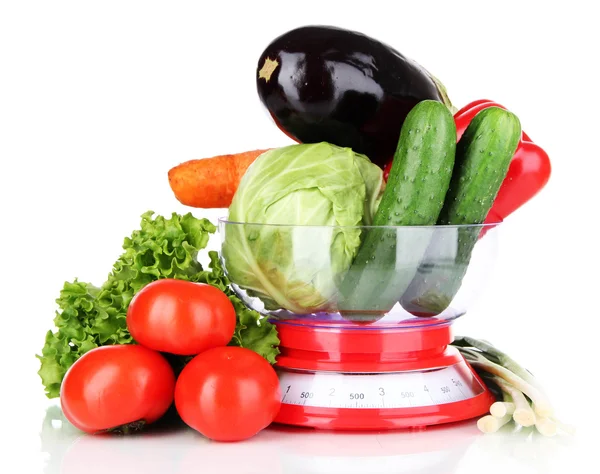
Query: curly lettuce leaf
[
  {"left": 194, "top": 251, "right": 280, "bottom": 364},
  {"left": 37, "top": 212, "right": 279, "bottom": 399},
  {"left": 228, "top": 296, "right": 280, "bottom": 364},
  {"left": 37, "top": 211, "right": 214, "bottom": 398},
  {"left": 37, "top": 278, "right": 135, "bottom": 398}
]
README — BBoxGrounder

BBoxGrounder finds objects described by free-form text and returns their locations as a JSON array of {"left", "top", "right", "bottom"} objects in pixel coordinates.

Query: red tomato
[
  {"left": 127, "top": 279, "right": 236, "bottom": 355},
  {"left": 60, "top": 345, "right": 175, "bottom": 434},
  {"left": 174, "top": 346, "right": 281, "bottom": 442}
]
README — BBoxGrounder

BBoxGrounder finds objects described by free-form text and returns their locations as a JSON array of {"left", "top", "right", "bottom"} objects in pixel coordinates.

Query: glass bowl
[{"left": 218, "top": 219, "right": 500, "bottom": 329}]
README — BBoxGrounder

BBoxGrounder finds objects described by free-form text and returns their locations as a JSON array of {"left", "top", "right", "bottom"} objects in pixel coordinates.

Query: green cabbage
[{"left": 223, "top": 143, "right": 384, "bottom": 313}]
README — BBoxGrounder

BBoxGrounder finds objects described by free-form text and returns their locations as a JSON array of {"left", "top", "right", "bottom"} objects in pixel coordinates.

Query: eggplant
[{"left": 256, "top": 25, "right": 454, "bottom": 168}]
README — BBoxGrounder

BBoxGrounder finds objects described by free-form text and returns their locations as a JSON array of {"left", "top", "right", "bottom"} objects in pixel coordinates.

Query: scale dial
[
  {"left": 274, "top": 357, "right": 494, "bottom": 430},
  {"left": 278, "top": 360, "right": 482, "bottom": 410}
]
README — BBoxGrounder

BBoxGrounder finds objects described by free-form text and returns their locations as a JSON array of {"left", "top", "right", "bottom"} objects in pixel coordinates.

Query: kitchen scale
[
  {"left": 219, "top": 219, "right": 500, "bottom": 431},
  {"left": 273, "top": 320, "right": 494, "bottom": 430}
]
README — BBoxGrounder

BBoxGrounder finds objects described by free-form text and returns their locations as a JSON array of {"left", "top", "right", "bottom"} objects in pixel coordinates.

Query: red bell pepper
[{"left": 383, "top": 99, "right": 551, "bottom": 223}]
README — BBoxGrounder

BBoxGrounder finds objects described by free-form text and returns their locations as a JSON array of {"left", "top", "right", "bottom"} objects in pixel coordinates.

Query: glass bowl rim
[{"left": 217, "top": 217, "right": 503, "bottom": 230}]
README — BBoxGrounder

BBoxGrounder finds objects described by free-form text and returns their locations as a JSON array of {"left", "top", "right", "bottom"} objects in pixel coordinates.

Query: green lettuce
[
  {"left": 223, "top": 143, "right": 384, "bottom": 313},
  {"left": 195, "top": 251, "right": 280, "bottom": 363},
  {"left": 37, "top": 211, "right": 279, "bottom": 398}
]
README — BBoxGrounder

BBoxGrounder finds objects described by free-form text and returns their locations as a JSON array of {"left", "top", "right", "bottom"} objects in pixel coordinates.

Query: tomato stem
[{"left": 102, "top": 419, "right": 146, "bottom": 435}]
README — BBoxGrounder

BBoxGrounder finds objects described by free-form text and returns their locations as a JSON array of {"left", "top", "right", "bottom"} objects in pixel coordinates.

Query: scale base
[{"left": 273, "top": 321, "right": 495, "bottom": 431}]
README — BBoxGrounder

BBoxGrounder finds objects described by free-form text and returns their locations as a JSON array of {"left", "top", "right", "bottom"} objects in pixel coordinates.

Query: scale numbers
[{"left": 277, "top": 361, "right": 482, "bottom": 409}]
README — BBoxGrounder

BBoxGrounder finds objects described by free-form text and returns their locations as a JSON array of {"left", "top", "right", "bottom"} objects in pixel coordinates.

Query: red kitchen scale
[
  {"left": 272, "top": 319, "right": 495, "bottom": 430},
  {"left": 219, "top": 218, "right": 501, "bottom": 431}
]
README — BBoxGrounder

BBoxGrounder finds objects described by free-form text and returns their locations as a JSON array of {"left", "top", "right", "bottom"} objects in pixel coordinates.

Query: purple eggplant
[{"left": 256, "top": 25, "right": 454, "bottom": 168}]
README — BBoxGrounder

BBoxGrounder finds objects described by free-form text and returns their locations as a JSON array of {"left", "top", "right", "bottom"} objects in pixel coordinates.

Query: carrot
[{"left": 168, "top": 149, "right": 270, "bottom": 208}]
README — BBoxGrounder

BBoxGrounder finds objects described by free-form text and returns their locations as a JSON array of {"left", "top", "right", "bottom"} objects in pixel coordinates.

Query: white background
[{"left": 1, "top": 1, "right": 598, "bottom": 473}]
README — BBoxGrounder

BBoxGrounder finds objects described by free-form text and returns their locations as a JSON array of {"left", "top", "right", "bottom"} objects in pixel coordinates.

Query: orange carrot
[{"left": 168, "top": 149, "right": 269, "bottom": 208}]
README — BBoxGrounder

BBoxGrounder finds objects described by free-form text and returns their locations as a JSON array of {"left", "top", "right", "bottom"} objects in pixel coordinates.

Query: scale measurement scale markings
[{"left": 278, "top": 362, "right": 479, "bottom": 409}]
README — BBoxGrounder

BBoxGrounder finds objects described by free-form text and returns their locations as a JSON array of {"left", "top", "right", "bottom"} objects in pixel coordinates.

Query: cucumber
[
  {"left": 337, "top": 100, "right": 456, "bottom": 320},
  {"left": 400, "top": 106, "right": 522, "bottom": 315}
]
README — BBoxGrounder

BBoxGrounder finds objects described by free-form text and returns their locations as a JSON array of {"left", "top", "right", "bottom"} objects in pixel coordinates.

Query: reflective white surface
[
  {"left": 2, "top": 1, "right": 599, "bottom": 473},
  {"left": 20, "top": 401, "right": 586, "bottom": 474}
]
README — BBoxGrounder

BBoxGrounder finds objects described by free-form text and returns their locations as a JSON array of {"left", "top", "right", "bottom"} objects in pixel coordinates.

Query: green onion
[{"left": 451, "top": 335, "right": 575, "bottom": 437}]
